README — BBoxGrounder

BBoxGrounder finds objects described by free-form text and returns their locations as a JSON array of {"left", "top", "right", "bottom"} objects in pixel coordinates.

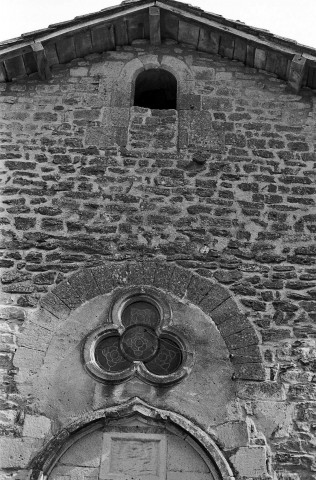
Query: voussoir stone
[
  {"left": 40, "top": 292, "right": 71, "bottom": 319},
  {"left": 68, "top": 269, "right": 101, "bottom": 302},
  {"left": 199, "top": 284, "right": 231, "bottom": 314},
  {"left": 52, "top": 281, "right": 82, "bottom": 309}
]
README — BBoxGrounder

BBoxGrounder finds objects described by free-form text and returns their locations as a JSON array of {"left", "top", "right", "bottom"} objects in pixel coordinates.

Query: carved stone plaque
[{"left": 99, "top": 433, "right": 167, "bottom": 480}]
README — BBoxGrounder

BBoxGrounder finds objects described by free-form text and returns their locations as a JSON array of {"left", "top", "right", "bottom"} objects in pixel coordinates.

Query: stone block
[
  {"left": 29, "top": 308, "right": 61, "bottom": 331},
  {"left": 70, "top": 67, "right": 89, "bottom": 77},
  {"left": 237, "top": 382, "right": 286, "bottom": 401},
  {"left": 0, "top": 306, "right": 26, "bottom": 322},
  {"left": 210, "top": 297, "right": 242, "bottom": 326},
  {"left": 22, "top": 414, "right": 51, "bottom": 438},
  {"left": 0, "top": 470, "right": 32, "bottom": 480},
  {"left": 178, "top": 94, "right": 201, "bottom": 111},
  {"left": 40, "top": 292, "right": 71, "bottom": 320},
  {"left": 199, "top": 284, "right": 231, "bottom": 314},
  {"left": 126, "top": 262, "right": 146, "bottom": 285},
  {"left": 68, "top": 269, "right": 101, "bottom": 302},
  {"left": 142, "top": 261, "right": 157, "bottom": 285},
  {"left": 53, "top": 281, "right": 82, "bottom": 309},
  {"left": 85, "top": 126, "right": 115, "bottom": 147},
  {"left": 18, "top": 321, "right": 53, "bottom": 352},
  {"left": 225, "top": 327, "right": 259, "bottom": 350},
  {"left": 254, "top": 401, "right": 295, "bottom": 439},
  {"left": 219, "top": 314, "right": 250, "bottom": 338},
  {"left": 0, "top": 438, "right": 38, "bottom": 468},
  {"left": 91, "top": 265, "right": 113, "bottom": 294},
  {"left": 186, "top": 275, "right": 214, "bottom": 305},
  {"left": 169, "top": 266, "right": 192, "bottom": 298},
  {"left": 138, "top": 52, "right": 158, "bottom": 66},
  {"left": 215, "top": 421, "right": 248, "bottom": 450},
  {"left": 233, "top": 363, "right": 266, "bottom": 381},
  {"left": 110, "top": 107, "right": 130, "bottom": 126},
  {"left": 111, "top": 263, "right": 130, "bottom": 287},
  {"left": 153, "top": 263, "right": 175, "bottom": 291},
  {"left": 0, "top": 409, "right": 16, "bottom": 426},
  {"left": 230, "top": 446, "right": 267, "bottom": 478},
  {"left": 231, "top": 345, "right": 262, "bottom": 364}
]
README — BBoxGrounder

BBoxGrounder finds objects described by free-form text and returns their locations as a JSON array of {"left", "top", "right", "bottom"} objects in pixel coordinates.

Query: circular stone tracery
[
  {"left": 121, "top": 325, "right": 159, "bottom": 362},
  {"left": 84, "top": 289, "right": 189, "bottom": 385}
]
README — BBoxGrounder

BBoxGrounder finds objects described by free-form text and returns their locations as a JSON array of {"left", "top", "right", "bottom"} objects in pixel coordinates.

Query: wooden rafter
[
  {"left": 156, "top": 1, "right": 316, "bottom": 62},
  {"left": 288, "top": 54, "right": 307, "bottom": 92},
  {"left": 31, "top": 42, "right": 52, "bottom": 80}
]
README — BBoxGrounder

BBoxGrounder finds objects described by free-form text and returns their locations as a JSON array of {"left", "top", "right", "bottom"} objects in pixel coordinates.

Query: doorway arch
[{"left": 30, "top": 400, "right": 235, "bottom": 480}]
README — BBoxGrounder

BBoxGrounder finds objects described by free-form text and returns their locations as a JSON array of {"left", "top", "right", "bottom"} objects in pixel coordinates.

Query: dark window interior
[{"left": 134, "top": 69, "right": 177, "bottom": 110}]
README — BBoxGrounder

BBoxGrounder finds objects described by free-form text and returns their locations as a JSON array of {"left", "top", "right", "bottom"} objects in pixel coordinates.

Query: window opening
[
  {"left": 94, "top": 299, "right": 182, "bottom": 375},
  {"left": 134, "top": 69, "right": 177, "bottom": 110},
  {"left": 83, "top": 288, "right": 190, "bottom": 385}
]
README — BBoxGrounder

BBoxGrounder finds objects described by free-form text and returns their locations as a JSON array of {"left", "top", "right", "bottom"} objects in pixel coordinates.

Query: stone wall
[{"left": 0, "top": 40, "right": 316, "bottom": 480}]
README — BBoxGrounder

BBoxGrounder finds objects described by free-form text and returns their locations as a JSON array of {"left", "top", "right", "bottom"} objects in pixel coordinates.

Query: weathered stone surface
[
  {"left": 253, "top": 401, "right": 295, "bottom": 439},
  {"left": 57, "top": 431, "right": 102, "bottom": 467},
  {"left": 169, "top": 265, "right": 192, "bottom": 298},
  {"left": 91, "top": 265, "right": 114, "bottom": 294},
  {"left": 17, "top": 321, "right": 53, "bottom": 352},
  {"left": 68, "top": 269, "right": 101, "bottom": 302},
  {"left": 13, "top": 347, "right": 45, "bottom": 385},
  {"left": 0, "top": 438, "right": 38, "bottom": 468},
  {"left": 210, "top": 297, "right": 244, "bottom": 327},
  {"left": 153, "top": 263, "right": 175, "bottom": 290},
  {"left": 52, "top": 281, "right": 82, "bottom": 309},
  {"left": 225, "top": 327, "right": 259, "bottom": 350},
  {"left": 22, "top": 415, "right": 51, "bottom": 438},
  {"left": 237, "top": 382, "right": 286, "bottom": 401},
  {"left": 186, "top": 275, "right": 214, "bottom": 304},
  {"left": 199, "top": 284, "right": 231, "bottom": 314},
  {"left": 230, "top": 446, "right": 268, "bottom": 478},
  {"left": 230, "top": 345, "right": 262, "bottom": 364},
  {"left": 233, "top": 362, "right": 266, "bottom": 380},
  {"left": 40, "top": 292, "right": 71, "bottom": 319},
  {"left": 215, "top": 421, "right": 248, "bottom": 450}
]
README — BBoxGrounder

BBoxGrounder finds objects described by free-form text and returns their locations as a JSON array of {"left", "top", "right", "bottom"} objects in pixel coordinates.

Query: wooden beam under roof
[
  {"left": 29, "top": 2, "right": 154, "bottom": 43},
  {"left": 288, "top": 54, "right": 307, "bottom": 92},
  {"left": 0, "top": 63, "right": 7, "bottom": 82},
  {"left": 149, "top": 6, "right": 161, "bottom": 45},
  {"left": 31, "top": 42, "right": 52, "bottom": 80},
  {"left": 0, "top": 43, "right": 33, "bottom": 63},
  {"left": 156, "top": 1, "right": 316, "bottom": 62}
]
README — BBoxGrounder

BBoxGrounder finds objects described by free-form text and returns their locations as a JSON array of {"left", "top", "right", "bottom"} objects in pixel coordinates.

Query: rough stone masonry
[{"left": 0, "top": 18, "right": 316, "bottom": 480}]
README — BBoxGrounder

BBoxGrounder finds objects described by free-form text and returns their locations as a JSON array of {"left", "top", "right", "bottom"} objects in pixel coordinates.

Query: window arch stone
[{"left": 109, "top": 55, "right": 195, "bottom": 149}]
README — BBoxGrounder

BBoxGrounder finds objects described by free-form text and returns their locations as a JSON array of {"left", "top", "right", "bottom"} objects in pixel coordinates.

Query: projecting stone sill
[{"left": 127, "top": 106, "right": 178, "bottom": 152}]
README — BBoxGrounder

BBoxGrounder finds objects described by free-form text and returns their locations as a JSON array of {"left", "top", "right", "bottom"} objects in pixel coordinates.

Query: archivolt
[
  {"left": 31, "top": 260, "right": 264, "bottom": 381},
  {"left": 110, "top": 54, "right": 195, "bottom": 108},
  {"left": 30, "top": 398, "right": 235, "bottom": 480}
]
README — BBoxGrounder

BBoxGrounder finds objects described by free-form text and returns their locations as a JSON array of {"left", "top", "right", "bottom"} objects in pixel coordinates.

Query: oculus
[{"left": 83, "top": 287, "right": 190, "bottom": 386}]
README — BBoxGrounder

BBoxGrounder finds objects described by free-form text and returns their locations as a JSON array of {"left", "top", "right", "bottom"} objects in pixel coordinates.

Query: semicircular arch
[
  {"left": 110, "top": 54, "right": 195, "bottom": 108},
  {"left": 32, "top": 260, "right": 264, "bottom": 382},
  {"left": 30, "top": 399, "right": 235, "bottom": 480}
]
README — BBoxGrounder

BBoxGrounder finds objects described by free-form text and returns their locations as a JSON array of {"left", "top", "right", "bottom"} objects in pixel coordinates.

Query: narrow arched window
[{"left": 134, "top": 69, "right": 177, "bottom": 110}]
